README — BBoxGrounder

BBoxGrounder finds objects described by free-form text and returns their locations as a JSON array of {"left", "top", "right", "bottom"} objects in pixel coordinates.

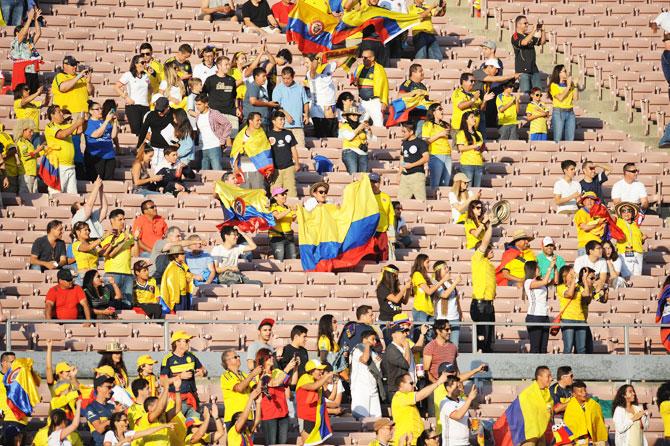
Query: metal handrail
[{"left": 4, "top": 318, "right": 670, "bottom": 354}]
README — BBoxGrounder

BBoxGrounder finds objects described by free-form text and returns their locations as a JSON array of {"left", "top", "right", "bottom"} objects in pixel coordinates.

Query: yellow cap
[
  {"left": 94, "top": 365, "right": 115, "bottom": 377},
  {"left": 304, "top": 359, "right": 327, "bottom": 372},
  {"left": 55, "top": 362, "right": 72, "bottom": 375},
  {"left": 137, "top": 355, "right": 158, "bottom": 367},
  {"left": 170, "top": 330, "right": 193, "bottom": 343}
]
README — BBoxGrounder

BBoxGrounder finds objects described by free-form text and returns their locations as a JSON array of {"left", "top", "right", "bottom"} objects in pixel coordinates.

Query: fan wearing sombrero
[
  {"left": 614, "top": 202, "right": 648, "bottom": 277},
  {"left": 97, "top": 341, "right": 129, "bottom": 389},
  {"left": 495, "top": 229, "right": 536, "bottom": 287},
  {"left": 574, "top": 192, "right": 606, "bottom": 254},
  {"left": 338, "top": 106, "right": 370, "bottom": 175}
]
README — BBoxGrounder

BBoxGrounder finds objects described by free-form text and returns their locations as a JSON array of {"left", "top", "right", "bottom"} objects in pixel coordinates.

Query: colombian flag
[
  {"left": 231, "top": 125, "right": 274, "bottom": 179},
  {"left": 332, "top": 2, "right": 423, "bottom": 44},
  {"left": 656, "top": 284, "right": 670, "bottom": 353},
  {"left": 493, "top": 381, "right": 553, "bottom": 446},
  {"left": 287, "top": 0, "right": 339, "bottom": 53},
  {"left": 297, "top": 374, "right": 333, "bottom": 446},
  {"left": 214, "top": 180, "right": 276, "bottom": 232},
  {"left": 160, "top": 261, "right": 193, "bottom": 314},
  {"left": 297, "top": 175, "right": 379, "bottom": 272},
  {"left": 38, "top": 148, "right": 60, "bottom": 191},
  {"left": 385, "top": 95, "right": 433, "bottom": 127},
  {"left": 3, "top": 358, "right": 41, "bottom": 420}
]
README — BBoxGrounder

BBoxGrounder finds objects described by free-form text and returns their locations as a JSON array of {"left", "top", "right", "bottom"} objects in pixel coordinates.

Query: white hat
[
  {"left": 484, "top": 58, "right": 501, "bottom": 69},
  {"left": 542, "top": 236, "right": 555, "bottom": 247}
]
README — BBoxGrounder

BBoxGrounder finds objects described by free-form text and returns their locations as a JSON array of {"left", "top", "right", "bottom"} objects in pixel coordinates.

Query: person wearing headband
[
  {"left": 377, "top": 265, "right": 412, "bottom": 322},
  {"left": 432, "top": 261, "right": 462, "bottom": 345}
]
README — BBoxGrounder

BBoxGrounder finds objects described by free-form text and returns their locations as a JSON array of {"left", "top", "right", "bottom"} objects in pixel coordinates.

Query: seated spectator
[
  {"left": 553, "top": 159, "right": 581, "bottom": 214},
  {"left": 439, "top": 376, "right": 478, "bottom": 446},
  {"left": 193, "top": 93, "right": 233, "bottom": 171},
  {"left": 399, "top": 121, "right": 429, "bottom": 200},
  {"left": 574, "top": 192, "right": 606, "bottom": 256},
  {"left": 296, "top": 360, "right": 336, "bottom": 444},
  {"left": 536, "top": 236, "right": 565, "bottom": 284},
  {"left": 548, "top": 64, "right": 578, "bottom": 143},
  {"left": 45, "top": 269, "right": 92, "bottom": 322},
  {"left": 611, "top": 163, "right": 649, "bottom": 213},
  {"left": 464, "top": 199, "right": 489, "bottom": 249},
  {"left": 563, "top": 381, "right": 609, "bottom": 444},
  {"left": 201, "top": 0, "right": 237, "bottom": 21},
  {"left": 602, "top": 240, "right": 630, "bottom": 289},
  {"left": 149, "top": 226, "right": 191, "bottom": 280},
  {"left": 131, "top": 144, "right": 162, "bottom": 195},
  {"left": 449, "top": 173, "right": 480, "bottom": 223},
  {"left": 456, "top": 111, "right": 485, "bottom": 187},
  {"left": 154, "top": 147, "right": 196, "bottom": 196},
  {"left": 100, "top": 209, "right": 139, "bottom": 305},
  {"left": 268, "top": 111, "right": 299, "bottom": 197},
  {"left": 339, "top": 107, "right": 370, "bottom": 174},
  {"left": 84, "top": 100, "right": 118, "bottom": 180},
  {"left": 241, "top": 0, "right": 280, "bottom": 34},
  {"left": 392, "top": 201, "right": 412, "bottom": 249},
  {"left": 392, "top": 372, "right": 448, "bottom": 445},
  {"left": 13, "top": 118, "right": 44, "bottom": 193},
  {"left": 71, "top": 222, "right": 106, "bottom": 274},
  {"left": 496, "top": 81, "right": 520, "bottom": 140},
  {"left": 82, "top": 270, "right": 126, "bottom": 319},
  {"left": 496, "top": 229, "right": 536, "bottom": 287},
  {"left": 525, "top": 87, "right": 549, "bottom": 141},
  {"left": 574, "top": 240, "right": 608, "bottom": 290},
  {"left": 423, "top": 103, "right": 452, "bottom": 188},
  {"left": 212, "top": 226, "right": 262, "bottom": 285},
  {"left": 133, "top": 200, "right": 168, "bottom": 256},
  {"left": 271, "top": 0, "right": 294, "bottom": 28},
  {"left": 132, "top": 260, "right": 163, "bottom": 319},
  {"left": 549, "top": 365, "right": 574, "bottom": 413},
  {"left": 580, "top": 160, "right": 610, "bottom": 202},
  {"left": 185, "top": 234, "right": 217, "bottom": 286},
  {"left": 615, "top": 202, "right": 646, "bottom": 277},
  {"left": 71, "top": 177, "right": 108, "bottom": 240},
  {"left": 269, "top": 186, "right": 297, "bottom": 260},
  {"left": 30, "top": 219, "right": 67, "bottom": 272},
  {"left": 272, "top": 66, "right": 309, "bottom": 149}
]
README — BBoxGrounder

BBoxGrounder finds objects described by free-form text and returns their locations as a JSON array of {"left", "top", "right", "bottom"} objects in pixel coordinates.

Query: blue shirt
[
  {"left": 84, "top": 119, "right": 116, "bottom": 159},
  {"left": 85, "top": 400, "right": 116, "bottom": 446},
  {"left": 272, "top": 81, "right": 309, "bottom": 129},
  {"left": 185, "top": 251, "right": 215, "bottom": 286},
  {"left": 536, "top": 252, "right": 566, "bottom": 281},
  {"left": 177, "top": 134, "right": 195, "bottom": 163},
  {"left": 73, "top": 134, "right": 84, "bottom": 164}
]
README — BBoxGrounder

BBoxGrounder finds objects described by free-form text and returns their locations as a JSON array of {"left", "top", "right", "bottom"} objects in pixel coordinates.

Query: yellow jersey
[
  {"left": 615, "top": 218, "right": 643, "bottom": 254},
  {"left": 526, "top": 101, "right": 548, "bottom": 135},
  {"left": 392, "top": 391, "right": 423, "bottom": 446},
  {"left": 422, "top": 120, "right": 451, "bottom": 155},
  {"left": 374, "top": 191, "right": 394, "bottom": 233},
  {"left": 45, "top": 121, "right": 76, "bottom": 167},
  {"left": 412, "top": 271, "right": 433, "bottom": 316},
  {"left": 574, "top": 208, "right": 604, "bottom": 248},
  {"left": 16, "top": 138, "right": 43, "bottom": 176},
  {"left": 496, "top": 93, "right": 517, "bottom": 126},
  {"left": 270, "top": 203, "right": 294, "bottom": 235},
  {"left": 100, "top": 232, "right": 134, "bottom": 275},
  {"left": 450, "top": 88, "right": 480, "bottom": 130},
  {"left": 456, "top": 130, "right": 484, "bottom": 166},
  {"left": 14, "top": 98, "right": 42, "bottom": 129},
  {"left": 472, "top": 250, "right": 495, "bottom": 301},
  {"left": 549, "top": 82, "right": 575, "bottom": 110},
  {"left": 72, "top": 240, "right": 98, "bottom": 271},
  {"left": 464, "top": 218, "right": 482, "bottom": 249},
  {"left": 557, "top": 284, "right": 586, "bottom": 321},
  {"left": 52, "top": 72, "right": 90, "bottom": 113}
]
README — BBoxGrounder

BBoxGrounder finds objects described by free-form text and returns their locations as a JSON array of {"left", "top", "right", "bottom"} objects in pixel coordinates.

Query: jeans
[
  {"left": 412, "top": 309, "right": 434, "bottom": 343},
  {"left": 552, "top": 108, "right": 576, "bottom": 142},
  {"left": 261, "top": 417, "right": 289, "bottom": 445},
  {"left": 201, "top": 147, "right": 224, "bottom": 170},
  {"left": 342, "top": 149, "right": 368, "bottom": 174},
  {"left": 470, "top": 300, "right": 495, "bottom": 353},
  {"left": 414, "top": 33, "right": 443, "bottom": 61},
  {"left": 519, "top": 72, "right": 542, "bottom": 94},
  {"left": 270, "top": 234, "right": 297, "bottom": 260},
  {"left": 447, "top": 320, "right": 461, "bottom": 346},
  {"left": 561, "top": 319, "right": 587, "bottom": 354},
  {"left": 108, "top": 273, "right": 134, "bottom": 307},
  {"left": 2, "top": 0, "right": 25, "bottom": 26},
  {"left": 499, "top": 124, "right": 518, "bottom": 140},
  {"left": 460, "top": 164, "right": 483, "bottom": 187},
  {"left": 525, "top": 314, "right": 549, "bottom": 353},
  {"left": 660, "top": 123, "right": 670, "bottom": 147},
  {"left": 133, "top": 187, "right": 162, "bottom": 196},
  {"left": 428, "top": 154, "right": 452, "bottom": 188}
]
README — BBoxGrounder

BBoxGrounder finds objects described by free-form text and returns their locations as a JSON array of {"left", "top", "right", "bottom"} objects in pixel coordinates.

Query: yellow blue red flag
[
  {"left": 231, "top": 126, "right": 274, "bottom": 179},
  {"left": 493, "top": 381, "right": 553, "bottom": 446},
  {"left": 287, "top": 0, "right": 339, "bottom": 53},
  {"left": 297, "top": 374, "right": 333, "bottom": 445},
  {"left": 215, "top": 180, "right": 276, "bottom": 232},
  {"left": 385, "top": 95, "right": 433, "bottom": 127},
  {"left": 332, "top": 1, "right": 422, "bottom": 44},
  {"left": 38, "top": 147, "right": 60, "bottom": 191},
  {"left": 3, "top": 357, "right": 41, "bottom": 420},
  {"left": 297, "top": 175, "right": 379, "bottom": 272}
]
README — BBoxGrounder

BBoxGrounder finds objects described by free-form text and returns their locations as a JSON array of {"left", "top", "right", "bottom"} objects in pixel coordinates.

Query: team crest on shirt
[
  {"left": 408, "top": 145, "right": 418, "bottom": 154},
  {"left": 285, "top": 134, "right": 292, "bottom": 143},
  {"left": 309, "top": 20, "right": 325, "bottom": 36}
]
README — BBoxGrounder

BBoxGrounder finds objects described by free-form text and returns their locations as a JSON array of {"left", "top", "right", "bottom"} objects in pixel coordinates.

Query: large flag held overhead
[
  {"left": 332, "top": 3, "right": 423, "bottom": 45},
  {"left": 297, "top": 175, "right": 380, "bottom": 272},
  {"left": 287, "top": 0, "right": 339, "bottom": 53},
  {"left": 493, "top": 381, "right": 553, "bottom": 446},
  {"left": 3, "top": 358, "right": 41, "bottom": 420},
  {"left": 215, "top": 180, "right": 276, "bottom": 232},
  {"left": 385, "top": 94, "right": 433, "bottom": 127}
]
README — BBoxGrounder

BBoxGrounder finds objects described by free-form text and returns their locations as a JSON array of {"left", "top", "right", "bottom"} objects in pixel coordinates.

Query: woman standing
[
  {"left": 131, "top": 144, "right": 162, "bottom": 195},
  {"left": 97, "top": 343, "right": 129, "bottom": 388},
  {"left": 9, "top": 8, "right": 42, "bottom": 92},
  {"left": 338, "top": 107, "right": 370, "bottom": 174},
  {"left": 269, "top": 186, "right": 297, "bottom": 260},
  {"left": 160, "top": 62, "right": 187, "bottom": 109},
  {"left": 84, "top": 100, "right": 118, "bottom": 180},
  {"left": 448, "top": 173, "right": 480, "bottom": 223},
  {"left": 557, "top": 265, "right": 593, "bottom": 354},
  {"left": 376, "top": 264, "right": 412, "bottom": 322},
  {"left": 433, "top": 261, "right": 462, "bottom": 345},
  {"left": 463, "top": 200, "right": 489, "bottom": 249},
  {"left": 602, "top": 239, "right": 630, "bottom": 289},
  {"left": 423, "top": 103, "right": 452, "bottom": 188},
  {"left": 317, "top": 314, "right": 340, "bottom": 363},
  {"left": 456, "top": 111, "right": 485, "bottom": 187},
  {"left": 13, "top": 83, "right": 47, "bottom": 147},
  {"left": 335, "top": 92, "right": 357, "bottom": 123},
  {"left": 523, "top": 259, "right": 554, "bottom": 353},
  {"left": 115, "top": 55, "right": 151, "bottom": 136},
  {"left": 612, "top": 384, "right": 649, "bottom": 446},
  {"left": 411, "top": 253, "right": 449, "bottom": 329},
  {"left": 548, "top": 64, "right": 578, "bottom": 143}
]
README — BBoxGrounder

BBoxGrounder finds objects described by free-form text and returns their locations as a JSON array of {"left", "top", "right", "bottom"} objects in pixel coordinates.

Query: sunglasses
[
  {"left": 533, "top": 93, "right": 541, "bottom": 97},
  {"left": 316, "top": 190, "right": 327, "bottom": 194},
  {"left": 145, "top": 205, "right": 156, "bottom": 210},
  {"left": 141, "top": 52, "right": 152, "bottom": 56},
  {"left": 625, "top": 169, "right": 638, "bottom": 173}
]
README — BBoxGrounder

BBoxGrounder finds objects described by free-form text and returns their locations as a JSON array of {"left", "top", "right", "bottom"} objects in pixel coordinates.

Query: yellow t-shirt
[
  {"left": 134, "top": 278, "right": 160, "bottom": 305},
  {"left": 433, "top": 384, "right": 448, "bottom": 434},
  {"left": 149, "top": 59, "right": 165, "bottom": 95},
  {"left": 230, "top": 67, "right": 246, "bottom": 101},
  {"left": 72, "top": 240, "right": 99, "bottom": 271},
  {"left": 100, "top": 233, "right": 134, "bottom": 274},
  {"left": 464, "top": 218, "right": 482, "bottom": 250},
  {"left": 496, "top": 94, "right": 517, "bottom": 126},
  {"left": 472, "top": 250, "right": 496, "bottom": 301},
  {"left": 526, "top": 101, "right": 548, "bottom": 135},
  {"left": 227, "top": 425, "right": 252, "bottom": 446},
  {"left": 45, "top": 121, "right": 76, "bottom": 167},
  {"left": 52, "top": 72, "right": 90, "bottom": 113},
  {"left": 270, "top": 203, "right": 294, "bottom": 234},
  {"left": 340, "top": 121, "right": 368, "bottom": 152},
  {"left": 422, "top": 121, "right": 451, "bottom": 155},
  {"left": 412, "top": 271, "right": 433, "bottom": 316},
  {"left": 127, "top": 402, "right": 146, "bottom": 430},
  {"left": 503, "top": 249, "right": 536, "bottom": 281},
  {"left": 574, "top": 208, "right": 604, "bottom": 248},
  {"left": 450, "top": 88, "right": 480, "bottom": 130},
  {"left": 409, "top": 4, "right": 435, "bottom": 34},
  {"left": 549, "top": 82, "right": 575, "bottom": 110},
  {"left": 456, "top": 130, "right": 484, "bottom": 166},
  {"left": 135, "top": 412, "right": 171, "bottom": 446},
  {"left": 660, "top": 400, "right": 670, "bottom": 438},
  {"left": 17, "top": 138, "right": 42, "bottom": 176},
  {"left": 14, "top": 98, "right": 42, "bottom": 130},
  {"left": 375, "top": 191, "right": 394, "bottom": 233},
  {"left": 392, "top": 391, "right": 423, "bottom": 446},
  {"left": 1, "top": 133, "right": 23, "bottom": 177},
  {"left": 615, "top": 218, "right": 643, "bottom": 254},
  {"left": 318, "top": 335, "right": 340, "bottom": 352},
  {"left": 220, "top": 370, "right": 254, "bottom": 422},
  {"left": 557, "top": 284, "right": 586, "bottom": 321}
]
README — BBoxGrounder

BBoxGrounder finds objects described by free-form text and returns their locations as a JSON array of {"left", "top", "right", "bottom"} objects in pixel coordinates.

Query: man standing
[
  {"left": 193, "top": 46, "right": 217, "bottom": 84},
  {"left": 423, "top": 320, "right": 458, "bottom": 416},
  {"left": 553, "top": 160, "right": 582, "bottom": 214},
  {"left": 246, "top": 318, "right": 275, "bottom": 370},
  {"left": 472, "top": 59, "right": 518, "bottom": 135},
  {"left": 30, "top": 219, "right": 67, "bottom": 272},
  {"left": 202, "top": 56, "right": 239, "bottom": 138},
  {"left": 71, "top": 177, "right": 108, "bottom": 240},
  {"left": 392, "top": 372, "right": 448, "bottom": 445},
  {"left": 45, "top": 269, "right": 92, "bottom": 322},
  {"left": 164, "top": 44, "right": 194, "bottom": 84},
  {"left": 84, "top": 374, "right": 119, "bottom": 446},
  {"left": 536, "top": 237, "right": 565, "bottom": 284},
  {"left": 353, "top": 50, "right": 389, "bottom": 128},
  {"left": 382, "top": 324, "right": 411, "bottom": 401},
  {"left": 160, "top": 331, "right": 207, "bottom": 417},
  {"left": 133, "top": 200, "right": 168, "bottom": 256},
  {"left": 194, "top": 93, "right": 233, "bottom": 170},
  {"left": 451, "top": 73, "right": 482, "bottom": 133},
  {"left": 440, "top": 375, "right": 478, "bottom": 446},
  {"left": 52, "top": 55, "right": 94, "bottom": 114},
  {"left": 611, "top": 163, "right": 649, "bottom": 212},
  {"left": 100, "top": 209, "right": 139, "bottom": 306},
  {"left": 351, "top": 329, "right": 383, "bottom": 419},
  {"left": 398, "top": 121, "right": 429, "bottom": 200},
  {"left": 272, "top": 66, "right": 309, "bottom": 148},
  {"left": 44, "top": 104, "right": 85, "bottom": 194},
  {"left": 370, "top": 173, "right": 395, "bottom": 261},
  {"left": 279, "top": 325, "right": 309, "bottom": 375},
  {"left": 563, "top": 381, "right": 609, "bottom": 446},
  {"left": 549, "top": 366, "right": 574, "bottom": 414},
  {"left": 471, "top": 223, "right": 496, "bottom": 353},
  {"left": 243, "top": 68, "right": 279, "bottom": 126},
  {"left": 136, "top": 97, "right": 174, "bottom": 150},
  {"left": 398, "top": 64, "right": 430, "bottom": 133},
  {"left": 220, "top": 348, "right": 261, "bottom": 428},
  {"left": 139, "top": 43, "right": 165, "bottom": 96},
  {"left": 580, "top": 160, "right": 610, "bottom": 202},
  {"left": 339, "top": 305, "right": 377, "bottom": 352},
  {"left": 268, "top": 111, "right": 299, "bottom": 197},
  {"left": 496, "top": 229, "right": 536, "bottom": 287},
  {"left": 511, "top": 15, "right": 546, "bottom": 94}
]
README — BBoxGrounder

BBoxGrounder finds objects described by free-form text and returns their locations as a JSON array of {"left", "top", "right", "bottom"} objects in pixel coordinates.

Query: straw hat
[
  {"left": 614, "top": 202, "right": 640, "bottom": 220},
  {"left": 98, "top": 341, "right": 123, "bottom": 353},
  {"left": 508, "top": 229, "right": 534, "bottom": 244}
]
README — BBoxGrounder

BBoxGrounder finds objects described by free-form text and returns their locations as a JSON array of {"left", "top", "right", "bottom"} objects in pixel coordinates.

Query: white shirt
[
  {"left": 159, "top": 81, "right": 183, "bottom": 103},
  {"left": 574, "top": 255, "right": 607, "bottom": 276},
  {"left": 613, "top": 405, "right": 649, "bottom": 446},
  {"left": 72, "top": 208, "right": 104, "bottom": 239},
  {"left": 197, "top": 111, "right": 221, "bottom": 150},
  {"left": 436, "top": 282, "right": 459, "bottom": 321},
  {"left": 103, "top": 430, "right": 135, "bottom": 446},
  {"left": 448, "top": 191, "right": 474, "bottom": 223},
  {"left": 211, "top": 244, "right": 245, "bottom": 268},
  {"left": 193, "top": 63, "right": 217, "bottom": 83},
  {"left": 553, "top": 178, "right": 581, "bottom": 213},
  {"left": 440, "top": 398, "right": 470, "bottom": 446},
  {"left": 350, "top": 346, "right": 379, "bottom": 391},
  {"left": 308, "top": 61, "right": 337, "bottom": 113},
  {"left": 119, "top": 72, "right": 150, "bottom": 106},
  {"left": 524, "top": 279, "right": 548, "bottom": 316},
  {"left": 48, "top": 431, "right": 72, "bottom": 446},
  {"left": 611, "top": 179, "right": 647, "bottom": 205}
]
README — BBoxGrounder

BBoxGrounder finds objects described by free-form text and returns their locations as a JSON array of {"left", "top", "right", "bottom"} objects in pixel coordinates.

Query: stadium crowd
[{"left": 1, "top": 0, "right": 670, "bottom": 446}]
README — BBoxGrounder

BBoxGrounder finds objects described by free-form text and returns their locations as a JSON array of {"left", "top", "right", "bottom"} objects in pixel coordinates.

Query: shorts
[
  {"left": 3, "top": 421, "right": 26, "bottom": 444},
  {"left": 302, "top": 419, "right": 316, "bottom": 433}
]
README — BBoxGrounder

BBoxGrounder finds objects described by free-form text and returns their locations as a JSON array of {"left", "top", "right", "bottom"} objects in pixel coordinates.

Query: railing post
[
  {"left": 163, "top": 320, "right": 170, "bottom": 352},
  {"left": 472, "top": 321, "right": 478, "bottom": 353},
  {"left": 623, "top": 325, "right": 629, "bottom": 356},
  {"left": 5, "top": 319, "right": 11, "bottom": 351}
]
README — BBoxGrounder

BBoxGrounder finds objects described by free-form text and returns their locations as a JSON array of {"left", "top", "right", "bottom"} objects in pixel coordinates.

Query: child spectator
[
  {"left": 154, "top": 146, "right": 195, "bottom": 196},
  {"left": 136, "top": 355, "right": 159, "bottom": 397},
  {"left": 614, "top": 203, "right": 646, "bottom": 277},
  {"left": 13, "top": 118, "right": 44, "bottom": 193},
  {"left": 186, "top": 77, "right": 202, "bottom": 130},
  {"left": 496, "top": 81, "right": 519, "bottom": 140},
  {"left": 525, "top": 87, "right": 549, "bottom": 141},
  {"left": 132, "top": 260, "right": 163, "bottom": 319},
  {"left": 338, "top": 107, "right": 370, "bottom": 174},
  {"left": 270, "top": 186, "right": 297, "bottom": 260},
  {"left": 1, "top": 126, "right": 24, "bottom": 198},
  {"left": 553, "top": 159, "right": 581, "bottom": 214},
  {"left": 269, "top": 111, "right": 299, "bottom": 197}
]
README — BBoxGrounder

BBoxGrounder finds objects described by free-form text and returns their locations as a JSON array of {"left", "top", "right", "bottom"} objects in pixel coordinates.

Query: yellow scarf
[{"left": 564, "top": 398, "right": 608, "bottom": 442}]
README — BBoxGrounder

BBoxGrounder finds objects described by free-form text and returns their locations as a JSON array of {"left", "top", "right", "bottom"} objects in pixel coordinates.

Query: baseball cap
[
  {"left": 55, "top": 362, "right": 72, "bottom": 375},
  {"left": 305, "top": 359, "right": 327, "bottom": 372},
  {"left": 391, "top": 324, "right": 408, "bottom": 334},
  {"left": 271, "top": 186, "right": 288, "bottom": 197},
  {"left": 453, "top": 172, "right": 470, "bottom": 183},
  {"left": 63, "top": 55, "right": 79, "bottom": 66},
  {"left": 369, "top": 172, "right": 381, "bottom": 183},
  {"left": 373, "top": 418, "right": 395, "bottom": 432},
  {"left": 170, "top": 330, "right": 193, "bottom": 343},
  {"left": 484, "top": 58, "right": 501, "bottom": 69},
  {"left": 154, "top": 96, "right": 170, "bottom": 112},
  {"left": 481, "top": 40, "right": 497, "bottom": 50},
  {"left": 392, "top": 313, "right": 411, "bottom": 325},
  {"left": 136, "top": 355, "right": 158, "bottom": 367},
  {"left": 95, "top": 365, "right": 116, "bottom": 377},
  {"left": 133, "top": 260, "right": 152, "bottom": 272},
  {"left": 94, "top": 375, "right": 115, "bottom": 388},
  {"left": 438, "top": 362, "right": 457, "bottom": 375},
  {"left": 258, "top": 318, "right": 275, "bottom": 329},
  {"left": 57, "top": 269, "right": 75, "bottom": 282},
  {"left": 542, "top": 236, "right": 555, "bottom": 247}
]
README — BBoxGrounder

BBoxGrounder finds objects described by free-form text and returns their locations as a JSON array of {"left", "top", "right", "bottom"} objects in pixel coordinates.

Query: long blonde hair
[
  {"left": 163, "top": 63, "right": 185, "bottom": 96},
  {"left": 451, "top": 177, "right": 469, "bottom": 202}
]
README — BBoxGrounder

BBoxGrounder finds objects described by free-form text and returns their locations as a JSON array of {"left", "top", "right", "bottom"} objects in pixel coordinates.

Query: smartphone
[{"left": 467, "top": 59, "right": 473, "bottom": 69}]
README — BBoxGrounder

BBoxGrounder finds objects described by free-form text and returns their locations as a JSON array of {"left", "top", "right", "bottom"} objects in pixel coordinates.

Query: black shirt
[
  {"left": 242, "top": 0, "right": 272, "bottom": 28},
  {"left": 160, "top": 351, "right": 203, "bottom": 395},
  {"left": 136, "top": 109, "right": 174, "bottom": 149},
  {"left": 31, "top": 236, "right": 66, "bottom": 272},
  {"left": 401, "top": 137, "right": 428, "bottom": 175},
  {"left": 472, "top": 68, "right": 490, "bottom": 96},
  {"left": 279, "top": 344, "right": 309, "bottom": 378},
  {"left": 268, "top": 129, "right": 297, "bottom": 169},
  {"left": 357, "top": 66, "right": 376, "bottom": 101},
  {"left": 580, "top": 172, "right": 608, "bottom": 201},
  {"left": 203, "top": 74, "right": 237, "bottom": 115},
  {"left": 377, "top": 283, "right": 402, "bottom": 322},
  {"left": 511, "top": 32, "right": 540, "bottom": 74}
]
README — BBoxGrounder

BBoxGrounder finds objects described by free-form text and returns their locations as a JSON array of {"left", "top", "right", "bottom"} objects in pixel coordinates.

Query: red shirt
[
  {"left": 423, "top": 338, "right": 458, "bottom": 379},
  {"left": 46, "top": 285, "right": 86, "bottom": 320},
  {"left": 132, "top": 214, "right": 168, "bottom": 252},
  {"left": 271, "top": 1, "right": 295, "bottom": 26}
]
